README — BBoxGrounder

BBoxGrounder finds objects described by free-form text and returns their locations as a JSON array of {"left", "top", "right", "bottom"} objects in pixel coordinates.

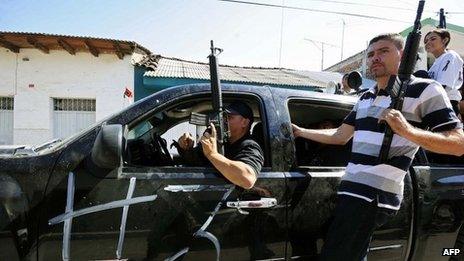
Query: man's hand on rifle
[
  {"left": 201, "top": 123, "right": 218, "bottom": 158},
  {"left": 178, "top": 133, "right": 195, "bottom": 150},
  {"left": 379, "top": 108, "right": 414, "bottom": 137}
]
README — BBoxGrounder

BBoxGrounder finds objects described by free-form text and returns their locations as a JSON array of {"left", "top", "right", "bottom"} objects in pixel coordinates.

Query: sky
[{"left": 2, "top": 0, "right": 464, "bottom": 71}]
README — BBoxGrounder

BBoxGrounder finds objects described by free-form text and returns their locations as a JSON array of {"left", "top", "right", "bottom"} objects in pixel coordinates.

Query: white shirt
[{"left": 428, "top": 50, "right": 463, "bottom": 101}]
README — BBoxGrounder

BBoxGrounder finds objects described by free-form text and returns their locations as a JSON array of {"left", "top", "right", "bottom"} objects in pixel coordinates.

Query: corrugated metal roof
[
  {"left": 143, "top": 56, "right": 339, "bottom": 87},
  {"left": 285, "top": 70, "right": 343, "bottom": 83},
  {"left": 293, "top": 68, "right": 376, "bottom": 89}
]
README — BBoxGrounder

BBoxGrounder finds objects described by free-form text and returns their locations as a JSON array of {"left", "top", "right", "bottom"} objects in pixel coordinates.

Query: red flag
[{"left": 124, "top": 87, "right": 133, "bottom": 98}]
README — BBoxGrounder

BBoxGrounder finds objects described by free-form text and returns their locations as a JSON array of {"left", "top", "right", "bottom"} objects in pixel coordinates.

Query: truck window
[
  {"left": 123, "top": 96, "right": 269, "bottom": 167},
  {"left": 288, "top": 99, "right": 352, "bottom": 167}
]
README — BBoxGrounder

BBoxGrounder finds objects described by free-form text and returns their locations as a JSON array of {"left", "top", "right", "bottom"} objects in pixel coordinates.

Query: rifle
[
  {"left": 208, "top": 40, "right": 228, "bottom": 155},
  {"left": 188, "top": 41, "right": 229, "bottom": 155},
  {"left": 378, "top": 0, "right": 425, "bottom": 163}
]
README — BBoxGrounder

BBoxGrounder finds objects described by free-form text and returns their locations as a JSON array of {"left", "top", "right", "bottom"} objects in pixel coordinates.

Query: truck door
[
  {"left": 282, "top": 98, "right": 413, "bottom": 260},
  {"left": 39, "top": 91, "right": 288, "bottom": 260},
  {"left": 410, "top": 152, "right": 464, "bottom": 261}
]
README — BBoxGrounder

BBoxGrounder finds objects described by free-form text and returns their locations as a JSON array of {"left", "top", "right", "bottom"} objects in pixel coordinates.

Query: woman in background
[
  {"left": 424, "top": 28, "right": 463, "bottom": 120},
  {"left": 460, "top": 84, "right": 464, "bottom": 119}
]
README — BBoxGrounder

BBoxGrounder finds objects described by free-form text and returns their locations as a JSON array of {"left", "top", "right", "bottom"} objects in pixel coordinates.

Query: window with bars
[
  {"left": 0, "top": 97, "right": 14, "bottom": 110},
  {"left": 53, "top": 98, "right": 96, "bottom": 111}
]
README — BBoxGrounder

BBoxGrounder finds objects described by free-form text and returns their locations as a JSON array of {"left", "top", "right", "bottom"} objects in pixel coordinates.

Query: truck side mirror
[{"left": 91, "top": 124, "right": 123, "bottom": 169}]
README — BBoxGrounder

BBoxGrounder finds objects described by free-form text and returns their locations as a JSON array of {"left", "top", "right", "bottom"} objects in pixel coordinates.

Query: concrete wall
[{"left": 0, "top": 47, "right": 134, "bottom": 145}]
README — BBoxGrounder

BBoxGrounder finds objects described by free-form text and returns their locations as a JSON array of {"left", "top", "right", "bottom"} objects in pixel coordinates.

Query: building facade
[
  {"left": 325, "top": 18, "right": 464, "bottom": 77},
  {"left": 0, "top": 32, "right": 149, "bottom": 145}
]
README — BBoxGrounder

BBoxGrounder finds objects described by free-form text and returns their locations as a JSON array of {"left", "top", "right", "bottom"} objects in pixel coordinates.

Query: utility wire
[
  {"left": 304, "top": 38, "right": 340, "bottom": 48},
  {"left": 219, "top": 0, "right": 410, "bottom": 23},
  {"left": 278, "top": 0, "right": 285, "bottom": 68},
  {"left": 391, "top": 0, "right": 416, "bottom": 7},
  {"left": 300, "top": 0, "right": 434, "bottom": 13}
]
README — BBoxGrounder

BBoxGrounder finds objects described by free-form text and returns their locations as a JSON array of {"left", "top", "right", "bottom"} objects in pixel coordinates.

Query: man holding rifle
[
  {"left": 177, "top": 41, "right": 263, "bottom": 190},
  {"left": 292, "top": 32, "right": 464, "bottom": 260},
  {"left": 177, "top": 101, "right": 264, "bottom": 189}
]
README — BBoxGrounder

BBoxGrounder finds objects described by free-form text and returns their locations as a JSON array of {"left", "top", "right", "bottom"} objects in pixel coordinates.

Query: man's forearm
[
  {"left": 404, "top": 127, "right": 464, "bottom": 156},
  {"left": 206, "top": 153, "right": 256, "bottom": 189},
  {"left": 298, "top": 128, "right": 346, "bottom": 145}
]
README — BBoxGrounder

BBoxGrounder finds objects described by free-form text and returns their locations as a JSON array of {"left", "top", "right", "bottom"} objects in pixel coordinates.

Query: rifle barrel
[
  {"left": 208, "top": 41, "right": 226, "bottom": 155},
  {"left": 378, "top": 0, "right": 425, "bottom": 163}
]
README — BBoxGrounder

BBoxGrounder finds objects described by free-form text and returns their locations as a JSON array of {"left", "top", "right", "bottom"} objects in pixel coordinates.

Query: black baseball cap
[{"left": 225, "top": 101, "right": 254, "bottom": 122}]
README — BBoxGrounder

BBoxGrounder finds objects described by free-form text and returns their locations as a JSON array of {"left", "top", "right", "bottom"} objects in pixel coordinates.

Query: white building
[{"left": 0, "top": 32, "right": 150, "bottom": 145}]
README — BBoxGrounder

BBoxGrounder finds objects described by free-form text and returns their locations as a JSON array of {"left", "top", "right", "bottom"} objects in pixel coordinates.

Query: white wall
[
  {"left": 0, "top": 47, "right": 134, "bottom": 145},
  {"left": 0, "top": 49, "right": 17, "bottom": 97}
]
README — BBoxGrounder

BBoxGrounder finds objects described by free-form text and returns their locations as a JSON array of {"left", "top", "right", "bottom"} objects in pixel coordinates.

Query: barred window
[
  {"left": 53, "top": 98, "right": 96, "bottom": 111},
  {"left": 0, "top": 97, "right": 14, "bottom": 110}
]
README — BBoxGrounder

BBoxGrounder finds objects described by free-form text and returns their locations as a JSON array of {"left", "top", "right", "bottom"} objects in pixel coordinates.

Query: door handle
[{"left": 226, "top": 197, "right": 277, "bottom": 215}]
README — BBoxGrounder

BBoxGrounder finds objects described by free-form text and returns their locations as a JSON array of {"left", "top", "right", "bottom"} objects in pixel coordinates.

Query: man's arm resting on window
[
  {"left": 293, "top": 123, "right": 354, "bottom": 145},
  {"left": 205, "top": 153, "right": 257, "bottom": 189}
]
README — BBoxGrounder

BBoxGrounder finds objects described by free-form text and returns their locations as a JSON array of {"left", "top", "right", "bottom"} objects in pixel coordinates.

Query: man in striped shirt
[{"left": 292, "top": 33, "right": 464, "bottom": 260}]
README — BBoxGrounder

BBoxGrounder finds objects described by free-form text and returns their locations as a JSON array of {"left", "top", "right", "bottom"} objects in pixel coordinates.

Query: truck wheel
[{"left": 451, "top": 227, "right": 464, "bottom": 261}]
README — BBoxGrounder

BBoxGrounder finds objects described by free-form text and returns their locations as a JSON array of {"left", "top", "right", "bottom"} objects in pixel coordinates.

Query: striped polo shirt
[{"left": 340, "top": 76, "right": 462, "bottom": 210}]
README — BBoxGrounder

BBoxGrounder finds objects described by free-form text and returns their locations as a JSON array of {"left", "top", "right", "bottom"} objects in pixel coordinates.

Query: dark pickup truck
[{"left": 1, "top": 83, "right": 463, "bottom": 261}]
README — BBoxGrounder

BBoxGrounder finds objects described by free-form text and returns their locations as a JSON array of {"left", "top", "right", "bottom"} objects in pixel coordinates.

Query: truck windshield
[
  {"left": 36, "top": 93, "right": 158, "bottom": 153},
  {"left": 35, "top": 112, "right": 117, "bottom": 154}
]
